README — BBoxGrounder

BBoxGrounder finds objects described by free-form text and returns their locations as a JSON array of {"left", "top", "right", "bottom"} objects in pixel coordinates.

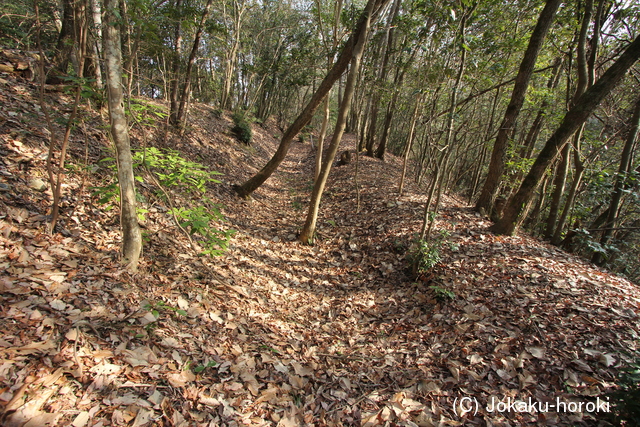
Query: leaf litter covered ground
[{"left": 1, "top": 72, "right": 640, "bottom": 426}]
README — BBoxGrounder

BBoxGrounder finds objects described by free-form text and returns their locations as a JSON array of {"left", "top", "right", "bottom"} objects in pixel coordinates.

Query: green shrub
[
  {"left": 607, "top": 349, "right": 640, "bottom": 425},
  {"left": 91, "top": 147, "right": 233, "bottom": 256},
  {"left": 408, "top": 236, "right": 443, "bottom": 276},
  {"left": 429, "top": 284, "right": 455, "bottom": 301},
  {"left": 169, "top": 205, "right": 236, "bottom": 256},
  {"left": 232, "top": 111, "right": 252, "bottom": 145}
]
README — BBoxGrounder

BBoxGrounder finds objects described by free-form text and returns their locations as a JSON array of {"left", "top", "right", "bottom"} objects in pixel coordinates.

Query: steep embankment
[{"left": 1, "top": 69, "right": 639, "bottom": 426}]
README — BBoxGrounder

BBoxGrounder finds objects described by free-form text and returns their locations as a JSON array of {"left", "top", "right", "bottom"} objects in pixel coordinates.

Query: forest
[{"left": 1, "top": 0, "right": 640, "bottom": 425}]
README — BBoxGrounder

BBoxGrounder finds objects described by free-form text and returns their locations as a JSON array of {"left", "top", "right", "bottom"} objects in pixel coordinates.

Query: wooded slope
[{"left": 0, "top": 75, "right": 639, "bottom": 426}]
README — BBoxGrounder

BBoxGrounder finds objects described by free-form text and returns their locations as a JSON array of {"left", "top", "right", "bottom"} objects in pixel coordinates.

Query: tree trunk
[
  {"left": 552, "top": 132, "right": 585, "bottom": 245},
  {"left": 221, "top": 0, "right": 246, "bottom": 110},
  {"left": 168, "top": 0, "right": 183, "bottom": 126},
  {"left": 419, "top": 4, "right": 474, "bottom": 239},
  {"left": 234, "top": 0, "right": 391, "bottom": 198},
  {"left": 520, "top": 57, "right": 563, "bottom": 160},
  {"left": 374, "top": 0, "right": 406, "bottom": 160},
  {"left": 399, "top": 97, "right": 422, "bottom": 195},
  {"left": 299, "top": 0, "right": 372, "bottom": 244},
  {"left": 89, "top": 0, "right": 103, "bottom": 87},
  {"left": 545, "top": 144, "right": 569, "bottom": 238},
  {"left": 375, "top": 61, "right": 410, "bottom": 159},
  {"left": 475, "top": 0, "right": 562, "bottom": 213},
  {"left": 55, "top": 0, "right": 76, "bottom": 76},
  {"left": 549, "top": 0, "right": 592, "bottom": 241},
  {"left": 315, "top": 96, "right": 330, "bottom": 182},
  {"left": 314, "top": 0, "right": 342, "bottom": 182},
  {"left": 104, "top": 0, "right": 143, "bottom": 271},
  {"left": 174, "top": 0, "right": 214, "bottom": 128},
  {"left": 593, "top": 95, "right": 640, "bottom": 264},
  {"left": 364, "top": 0, "right": 400, "bottom": 156},
  {"left": 491, "top": 34, "right": 640, "bottom": 235}
]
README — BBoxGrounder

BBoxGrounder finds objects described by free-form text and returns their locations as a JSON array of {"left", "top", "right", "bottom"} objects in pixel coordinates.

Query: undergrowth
[
  {"left": 232, "top": 111, "right": 252, "bottom": 145},
  {"left": 92, "top": 147, "right": 234, "bottom": 256},
  {"left": 607, "top": 348, "right": 640, "bottom": 425}
]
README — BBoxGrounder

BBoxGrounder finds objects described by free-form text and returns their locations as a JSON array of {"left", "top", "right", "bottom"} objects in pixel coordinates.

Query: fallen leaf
[{"left": 166, "top": 370, "right": 195, "bottom": 388}]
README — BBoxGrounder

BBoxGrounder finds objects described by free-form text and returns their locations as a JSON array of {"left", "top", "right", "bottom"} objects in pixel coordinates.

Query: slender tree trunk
[
  {"left": 174, "top": 0, "right": 214, "bottom": 128},
  {"left": 90, "top": 0, "right": 103, "bottom": 87},
  {"left": 520, "top": 57, "right": 563, "bottom": 160},
  {"left": 375, "top": 62, "right": 410, "bottom": 159},
  {"left": 593, "top": 95, "right": 640, "bottom": 264},
  {"left": 491, "top": 34, "right": 640, "bottom": 235},
  {"left": 365, "top": 0, "right": 400, "bottom": 156},
  {"left": 419, "top": 5, "right": 473, "bottom": 238},
  {"left": 47, "top": 0, "right": 88, "bottom": 233},
  {"left": 476, "top": 0, "right": 562, "bottom": 213},
  {"left": 234, "top": 0, "right": 391, "bottom": 198},
  {"left": 552, "top": 131, "right": 585, "bottom": 245},
  {"left": 545, "top": 144, "right": 569, "bottom": 238},
  {"left": 525, "top": 173, "right": 550, "bottom": 230},
  {"left": 374, "top": 0, "right": 408, "bottom": 160},
  {"left": 419, "top": 148, "right": 448, "bottom": 240},
  {"left": 168, "top": 0, "right": 183, "bottom": 125},
  {"left": 549, "top": 0, "right": 593, "bottom": 241},
  {"left": 55, "top": 0, "right": 76, "bottom": 75},
  {"left": 299, "top": 0, "right": 372, "bottom": 244},
  {"left": 315, "top": 96, "right": 330, "bottom": 182},
  {"left": 104, "top": 0, "right": 142, "bottom": 271},
  {"left": 314, "top": 0, "right": 342, "bottom": 182},
  {"left": 221, "top": 0, "right": 246, "bottom": 110},
  {"left": 399, "top": 97, "right": 422, "bottom": 195}
]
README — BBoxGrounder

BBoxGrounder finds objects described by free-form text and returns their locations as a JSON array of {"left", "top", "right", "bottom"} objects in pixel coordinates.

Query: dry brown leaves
[{"left": 1, "top": 71, "right": 639, "bottom": 426}]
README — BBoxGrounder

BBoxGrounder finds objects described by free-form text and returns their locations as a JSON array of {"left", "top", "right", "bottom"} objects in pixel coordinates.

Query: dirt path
[
  {"left": 1, "top": 89, "right": 639, "bottom": 426},
  {"left": 215, "top": 133, "right": 640, "bottom": 426}
]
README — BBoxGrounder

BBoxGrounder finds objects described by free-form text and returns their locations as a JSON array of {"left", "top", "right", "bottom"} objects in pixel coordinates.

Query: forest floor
[{"left": 1, "top": 65, "right": 640, "bottom": 427}]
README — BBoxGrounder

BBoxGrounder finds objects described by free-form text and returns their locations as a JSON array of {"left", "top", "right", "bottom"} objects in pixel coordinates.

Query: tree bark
[
  {"left": 364, "top": 0, "right": 400, "bottom": 156},
  {"left": 104, "top": 0, "right": 143, "bottom": 271},
  {"left": 552, "top": 131, "right": 585, "bottom": 245},
  {"left": 593, "top": 95, "right": 640, "bottom": 264},
  {"left": 549, "top": 0, "right": 592, "bottom": 242},
  {"left": 373, "top": 0, "right": 404, "bottom": 160},
  {"left": 313, "top": 0, "right": 342, "bottom": 183},
  {"left": 174, "top": 0, "right": 214, "bottom": 128},
  {"left": 168, "top": 0, "right": 183, "bottom": 126},
  {"left": 299, "top": 0, "right": 372, "bottom": 244},
  {"left": 315, "top": 96, "right": 330, "bottom": 182},
  {"left": 475, "top": 0, "right": 562, "bottom": 213},
  {"left": 220, "top": 0, "right": 246, "bottom": 110},
  {"left": 55, "top": 0, "right": 77, "bottom": 76},
  {"left": 399, "top": 97, "right": 422, "bottom": 195},
  {"left": 545, "top": 144, "right": 569, "bottom": 238},
  {"left": 491, "top": 34, "right": 640, "bottom": 235},
  {"left": 234, "top": 0, "right": 391, "bottom": 198}
]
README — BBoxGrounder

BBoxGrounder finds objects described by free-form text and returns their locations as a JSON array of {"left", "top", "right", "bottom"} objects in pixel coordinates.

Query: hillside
[{"left": 1, "top": 73, "right": 640, "bottom": 427}]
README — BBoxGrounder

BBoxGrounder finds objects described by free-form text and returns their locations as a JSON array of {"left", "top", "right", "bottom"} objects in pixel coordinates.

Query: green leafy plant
[
  {"left": 193, "top": 360, "right": 218, "bottom": 373},
  {"left": 232, "top": 110, "right": 252, "bottom": 145},
  {"left": 429, "top": 284, "right": 455, "bottom": 301},
  {"left": 291, "top": 392, "right": 304, "bottom": 407},
  {"left": 258, "top": 344, "right": 281, "bottom": 354},
  {"left": 409, "top": 237, "right": 443, "bottom": 275},
  {"left": 139, "top": 300, "right": 187, "bottom": 334},
  {"left": 144, "top": 300, "right": 188, "bottom": 318},
  {"left": 169, "top": 205, "right": 236, "bottom": 255},
  {"left": 92, "top": 148, "right": 233, "bottom": 256},
  {"left": 137, "top": 147, "right": 222, "bottom": 193},
  {"left": 127, "top": 99, "right": 168, "bottom": 127},
  {"left": 606, "top": 349, "right": 640, "bottom": 425}
]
